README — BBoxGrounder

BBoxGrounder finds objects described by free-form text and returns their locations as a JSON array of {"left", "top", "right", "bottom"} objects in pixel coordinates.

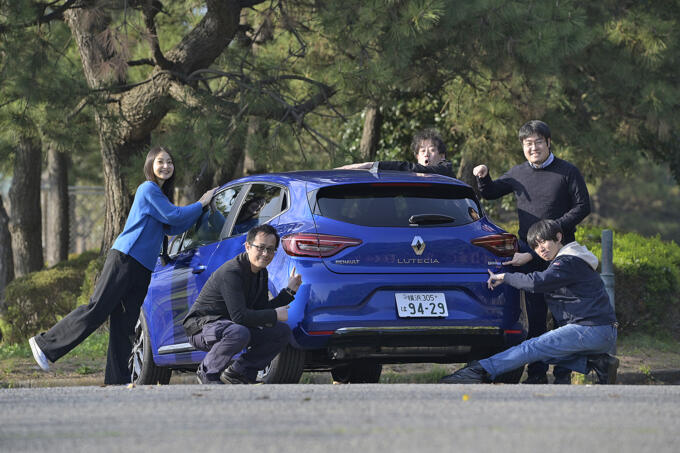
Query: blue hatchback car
[{"left": 129, "top": 169, "right": 527, "bottom": 384}]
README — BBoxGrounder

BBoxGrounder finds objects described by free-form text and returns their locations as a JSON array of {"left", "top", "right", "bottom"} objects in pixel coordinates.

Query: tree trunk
[
  {"left": 181, "top": 160, "right": 216, "bottom": 207},
  {"left": 241, "top": 116, "right": 268, "bottom": 176},
  {"left": 63, "top": 2, "right": 243, "bottom": 252},
  {"left": 64, "top": 2, "right": 331, "bottom": 250},
  {"left": 0, "top": 195, "right": 14, "bottom": 308},
  {"left": 359, "top": 103, "right": 383, "bottom": 161},
  {"left": 45, "top": 145, "right": 70, "bottom": 266},
  {"left": 97, "top": 134, "right": 149, "bottom": 252},
  {"left": 456, "top": 149, "right": 479, "bottom": 194},
  {"left": 219, "top": 140, "right": 247, "bottom": 183},
  {"left": 9, "top": 136, "right": 43, "bottom": 277}
]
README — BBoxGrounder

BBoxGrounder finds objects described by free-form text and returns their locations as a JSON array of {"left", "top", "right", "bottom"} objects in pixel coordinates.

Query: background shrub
[
  {"left": 0, "top": 251, "right": 98, "bottom": 344},
  {"left": 576, "top": 227, "right": 680, "bottom": 336},
  {"left": 496, "top": 222, "right": 680, "bottom": 338}
]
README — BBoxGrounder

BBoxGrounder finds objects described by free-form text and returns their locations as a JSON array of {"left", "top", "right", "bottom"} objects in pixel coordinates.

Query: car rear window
[{"left": 313, "top": 183, "right": 482, "bottom": 227}]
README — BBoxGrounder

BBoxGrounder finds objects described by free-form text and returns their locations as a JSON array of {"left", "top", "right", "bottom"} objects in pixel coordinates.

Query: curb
[{"left": 617, "top": 369, "right": 680, "bottom": 385}]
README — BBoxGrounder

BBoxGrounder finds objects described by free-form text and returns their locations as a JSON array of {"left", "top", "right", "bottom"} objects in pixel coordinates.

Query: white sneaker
[{"left": 29, "top": 336, "right": 50, "bottom": 371}]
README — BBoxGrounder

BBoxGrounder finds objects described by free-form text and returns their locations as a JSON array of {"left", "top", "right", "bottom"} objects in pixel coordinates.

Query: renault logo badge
[{"left": 411, "top": 236, "right": 425, "bottom": 256}]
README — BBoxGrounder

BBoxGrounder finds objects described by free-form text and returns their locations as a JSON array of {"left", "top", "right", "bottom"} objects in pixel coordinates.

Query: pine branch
[
  {"left": 0, "top": 0, "right": 79, "bottom": 34},
  {"left": 127, "top": 59, "right": 155, "bottom": 67},
  {"left": 239, "top": 0, "right": 268, "bottom": 8},
  {"left": 141, "top": 0, "right": 172, "bottom": 70}
]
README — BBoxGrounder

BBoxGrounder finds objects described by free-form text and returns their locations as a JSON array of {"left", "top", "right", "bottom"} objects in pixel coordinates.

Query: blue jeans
[
  {"left": 480, "top": 323, "right": 617, "bottom": 379},
  {"left": 516, "top": 240, "right": 569, "bottom": 379}
]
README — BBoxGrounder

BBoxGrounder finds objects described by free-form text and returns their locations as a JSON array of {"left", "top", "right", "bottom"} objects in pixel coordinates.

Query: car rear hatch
[{"left": 284, "top": 180, "right": 516, "bottom": 274}]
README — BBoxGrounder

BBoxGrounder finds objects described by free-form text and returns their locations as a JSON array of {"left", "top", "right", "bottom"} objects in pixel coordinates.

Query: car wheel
[
  {"left": 129, "top": 311, "right": 172, "bottom": 385},
  {"left": 331, "top": 360, "right": 382, "bottom": 383},
  {"left": 257, "top": 344, "right": 305, "bottom": 384},
  {"left": 493, "top": 365, "right": 525, "bottom": 384}
]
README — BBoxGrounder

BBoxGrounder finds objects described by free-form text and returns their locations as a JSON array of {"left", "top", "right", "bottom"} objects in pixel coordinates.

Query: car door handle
[{"left": 192, "top": 265, "right": 207, "bottom": 274}]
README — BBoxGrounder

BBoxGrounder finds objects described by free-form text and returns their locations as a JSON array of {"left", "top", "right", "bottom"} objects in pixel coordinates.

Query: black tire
[
  {"left": 257, "top": 344, "right": 305, "bottom": 384},
  {"left": 493, "top": 365, "right": 525, "bottom": 384},
  {"left": 331, "top": 360, "right": 382, "bottom": 383},
  {"left": 129, "top": 311, "right": 172, "bottom": 385}
]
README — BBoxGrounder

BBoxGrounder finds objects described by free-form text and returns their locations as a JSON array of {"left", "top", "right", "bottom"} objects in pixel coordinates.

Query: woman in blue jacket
[{"left": 29, "top": 146, "right": 216, "bottom": 384}]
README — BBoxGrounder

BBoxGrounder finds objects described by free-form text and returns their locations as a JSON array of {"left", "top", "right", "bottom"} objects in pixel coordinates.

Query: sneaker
[
  {"left": 29, "top": 336, "right": 50, "bottom": 371},
  {"left": 220, "top": 366, "right": 255, "bottom": 385},
  {"left": 522, "top": 374, "right": 548, "bottom": 384},
  {"left": 440, "top": 361, "right": 492, "bottom": 384},
  {"left": 196, "top": 366, "right": 223, "bottom": 385},
  {"left": 587, "top": 353, "right": 619, "bottom": 385}
]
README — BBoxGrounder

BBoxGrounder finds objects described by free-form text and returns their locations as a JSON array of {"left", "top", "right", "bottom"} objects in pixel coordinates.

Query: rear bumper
[{"left": 301, "top": 325, "right": 526, "bottom": 368}]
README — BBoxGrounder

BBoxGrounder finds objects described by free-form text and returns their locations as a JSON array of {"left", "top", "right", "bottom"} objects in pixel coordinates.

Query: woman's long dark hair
[{"left": 143, "top": 146, "right": 175, "bottom": 202}]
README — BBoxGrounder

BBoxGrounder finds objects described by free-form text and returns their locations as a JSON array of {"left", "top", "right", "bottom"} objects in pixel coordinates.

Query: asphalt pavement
[{"left": 1, "top": 384, "right": 679, "bottom": 452}]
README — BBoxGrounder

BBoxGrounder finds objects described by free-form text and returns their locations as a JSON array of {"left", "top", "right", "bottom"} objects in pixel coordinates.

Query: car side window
[
  {"left": 167, "top": 235, "right": 183, "bottom": 256},
  {"left": 231, "top": 184, "right": 285, "bottom": 236},
  {"left": 180, "top": 186, "right": 243, "bottom": 252}
]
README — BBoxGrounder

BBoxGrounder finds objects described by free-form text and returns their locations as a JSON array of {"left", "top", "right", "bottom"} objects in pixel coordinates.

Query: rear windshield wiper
[{"left": 408, "top": 214, "right": 455, "bottom": 225}]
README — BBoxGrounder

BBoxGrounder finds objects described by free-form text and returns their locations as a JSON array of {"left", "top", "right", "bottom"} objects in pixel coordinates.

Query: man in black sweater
[
  {"left": 440, "top": 220, "right": 618, "bottom": 385},
  {"left": 473, "top": 120, "right": 591, "bottom": 384},
  {"left": 183, "top": 224, "right": 302, "bottom": 384},
  {"left": 337, "top": 128, "right": 454, "bottom": 177}
]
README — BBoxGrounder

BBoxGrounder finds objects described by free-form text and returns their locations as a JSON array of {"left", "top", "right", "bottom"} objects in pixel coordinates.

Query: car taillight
[
  {"left": 471, "top": 233, "right": 518, "bottom": 257},
  {"left": 281, "top": 233, "right": 362, "bottom": 257}
]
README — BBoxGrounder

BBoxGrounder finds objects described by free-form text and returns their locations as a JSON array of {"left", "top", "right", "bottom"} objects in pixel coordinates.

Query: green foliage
[
  {"left": 576, "top": 226, "right": 680, "bottom": 336},
  {"left": 617, "top": 331, "right": 680, "bottom": 354},
  {"left": 0, "top": 330, "right": 108, "bottom": 361},
  {"left": 337, "top": 95, "right": 461, "bottom": 166},
  {"left": 0, "top": 251, "right": 98, "bottom": 344},
  {"left": 0, "top": 1, "right": 97, "bottom": 181},
  {"left": 591, "top": 160, "right": 680, "bottom": 243},
  {"left": 493, "top": 223, "right": 680, "bottom": 338}
]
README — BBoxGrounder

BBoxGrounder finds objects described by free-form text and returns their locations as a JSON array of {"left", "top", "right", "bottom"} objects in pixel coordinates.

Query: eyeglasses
[
  {"left": 249, "top": 243, "right": 277, "bottom": 255},
  {"left": 522, "top": 138, "right": 546, "bottom": 148}
]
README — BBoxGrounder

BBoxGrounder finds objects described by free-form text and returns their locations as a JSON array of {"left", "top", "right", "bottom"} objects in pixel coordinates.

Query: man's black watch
[{"left": 283, "top": 287, "right": 296, "bottom": 297}]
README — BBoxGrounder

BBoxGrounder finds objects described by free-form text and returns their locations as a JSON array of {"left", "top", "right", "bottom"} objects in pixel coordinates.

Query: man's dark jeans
[{"left": 189, "top": 319, "right": 292, "bottom": 381}]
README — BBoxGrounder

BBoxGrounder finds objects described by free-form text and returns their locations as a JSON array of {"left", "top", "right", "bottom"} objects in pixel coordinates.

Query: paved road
[{"left": 2, "top": 384, "right": 678, "bottom": 452}]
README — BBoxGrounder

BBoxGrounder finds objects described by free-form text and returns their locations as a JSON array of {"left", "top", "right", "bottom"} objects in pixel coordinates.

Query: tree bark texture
[
  {"left": 45, "top": 146, "right": 70, "bottom": 266},
  {"left": 359, "top": 104, "right": 383, "bottom": 161},
  {"left": 0, "top": 196, "right": 14, "bottom": 307},
  {"left": 64, "top": 1, "right": 332, "bottom": 250},
  {"left": 63, "top": 1, "right": 244, "bottom": 251},
  {"left": 9, "top": 136, "right": 43, "bottom": 277},
  {"left": 456, "top": 149, "right": 479, "bottom": 196},
  {"left": 181, "top": 161, "right": 216, "bottom": 207},
  {"left": 241, "top": 116, "right": 268, "bottom": 176}
]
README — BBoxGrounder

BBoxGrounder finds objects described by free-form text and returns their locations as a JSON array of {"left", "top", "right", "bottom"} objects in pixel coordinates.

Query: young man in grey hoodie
[{"left": 440, "top": 219, "right": 619, "bottom": 385}]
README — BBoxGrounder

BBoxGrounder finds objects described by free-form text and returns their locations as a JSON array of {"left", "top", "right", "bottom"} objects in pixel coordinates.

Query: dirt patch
[
  {"left": 6, "top": 334, "right": 680, "bottom": 388},
  {"left": 4, "top": 345, "right": 680, "bottom": 388},
  {"left": 1, "top": 356, "right": 106, "bottom": 388}
]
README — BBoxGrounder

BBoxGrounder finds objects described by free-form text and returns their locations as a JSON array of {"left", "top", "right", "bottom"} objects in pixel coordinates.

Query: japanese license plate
[{"left": 395, "top": 293, "right": 448, "bottom": 318}]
